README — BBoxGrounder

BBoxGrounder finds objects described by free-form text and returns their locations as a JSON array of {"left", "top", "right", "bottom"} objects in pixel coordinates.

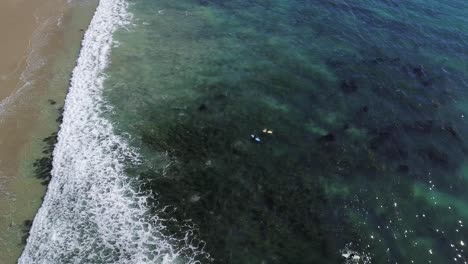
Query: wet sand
[
  {"left": 0, "top": 0, "right": 97, "bottom": 262},
  {"left": 0, "top": 0, "right": 65, "bottom": 101},
  {"left": 0, "top": 0, "right": 66, "bottom": 184}
]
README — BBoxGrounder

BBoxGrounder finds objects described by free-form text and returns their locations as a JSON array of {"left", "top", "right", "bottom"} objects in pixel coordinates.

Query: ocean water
[{"left": 22, "top": 0, "right": 468, "bottom": 263}]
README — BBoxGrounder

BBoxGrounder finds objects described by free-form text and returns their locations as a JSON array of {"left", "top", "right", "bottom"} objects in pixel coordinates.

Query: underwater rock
[
  {"left": 56, "top": 107, "right": 64, "bottom": 123},
  {"left": 353, "top": 106, "right": 369, "bottom": 125},
  {"left": 370, "top": 57, "right": 385, "bottom": 64},
  {"left": 21, "top": 219, "right": 33, "bottom": 245},
  {"left": 421, "top": 79, "right": 433, "bottom": 87},
  {"left": 421, "top": 147, "right": 448, "bottom": 165},
  {"left": 369, "top": 130, "right": 393, "bottom": 150},
  {"left": 317, "top": 132, "right": 338, "bottom": 151},
  {"left": 404, "top": 63, "right": 433, "bottom": 87},
  {"left": 33, "top": 132, "right": 58, "bottom": 185},
  {"left": 442, "top": 124, "right": 460, "bottom": 140},
  {"left": 213, "top": 93, "right": 227, "bottom": 100},
  {"left": 397, "top": 164, "right": 409, "bottom": 173},
  {"left": 319, "top": 133, "right": 335, "bottom": 142},
  {"left": 23, "top": 219, "right": 32, "bottom": 228},
  {"left": 412, "top": 65, "right": 426, "bottom": 79},
  {"left": 403, "top": 120, "right": 433, "bottom": 134},
  {"left": 318, "top": 133, "right": 336, "bottom": 146},
  {"left": 364, "top": 56, "right": 401, "bottom": 65},
  {"left": 198, "top": 103, "right": 207, "bottom": 111},
  {"left": 340, "top": 80, "right": 358, "bottom": 93},
  {"left": 431, "top": 100, "right": 441, "bottom": 108},
  {"left": 369, "top": 126, "right": 409, "bottom": 159},
  {"left": 326, "top": 58, "right": 345, "bottom": 67}
]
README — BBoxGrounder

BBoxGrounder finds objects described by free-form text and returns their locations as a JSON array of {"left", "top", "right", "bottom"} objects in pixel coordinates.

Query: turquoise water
[{"left": 102, "top": 0, "right": 468, "bottom": 263}]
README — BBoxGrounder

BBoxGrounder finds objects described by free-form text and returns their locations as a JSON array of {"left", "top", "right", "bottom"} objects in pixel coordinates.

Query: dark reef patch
[
  {"left": 32, "top": 107, "right": 63, "bottom": 186},
  {"left": 32, "top": 132, "right": 58, "bottom": 186},
  {"left": 20, "top": 219, "right": 33, "bottom": 245},
  {"left": 340, "top": 79, "right": 359, "bottom": 93}
]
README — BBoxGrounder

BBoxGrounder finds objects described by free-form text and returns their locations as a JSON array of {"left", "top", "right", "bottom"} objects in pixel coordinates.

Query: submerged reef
[{"left": 103, "top": 0, "right": 468, "bottom": 262}]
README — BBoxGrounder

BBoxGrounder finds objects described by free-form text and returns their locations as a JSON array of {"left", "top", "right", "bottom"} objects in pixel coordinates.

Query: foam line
[{"left": 19, "top": 0, "right": 196, "bottom": 262}]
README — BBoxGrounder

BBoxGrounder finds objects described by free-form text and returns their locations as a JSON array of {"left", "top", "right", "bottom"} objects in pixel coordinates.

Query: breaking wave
[{"left": 19, "top": 0, "right": 207, "bottom": 263}]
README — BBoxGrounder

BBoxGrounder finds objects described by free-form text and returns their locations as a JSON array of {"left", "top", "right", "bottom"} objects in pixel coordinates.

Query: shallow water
[{"left": 24, "top": 0, "right": 468, "bottom": 263}]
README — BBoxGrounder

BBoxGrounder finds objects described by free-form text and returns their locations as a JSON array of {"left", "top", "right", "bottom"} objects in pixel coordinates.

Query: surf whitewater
[{"left": 18, "top": 0, "right": 206, "bottom": 263}]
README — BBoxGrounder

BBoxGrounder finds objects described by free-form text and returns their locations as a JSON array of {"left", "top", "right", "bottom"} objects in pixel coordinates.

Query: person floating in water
[{"left": 250, "top": 134, "right": 261, "bottom": 143}]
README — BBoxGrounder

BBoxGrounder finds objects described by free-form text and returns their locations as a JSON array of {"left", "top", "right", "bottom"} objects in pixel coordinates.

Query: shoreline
[
  {"left": 0, "top": 1, "right": 98, "bottom": 262},
  {"left": 17, "top": 0, "right": 190, "bottom": 261},
  {"left": 0, "top": 0, "right": 68, "bottom": 188}
]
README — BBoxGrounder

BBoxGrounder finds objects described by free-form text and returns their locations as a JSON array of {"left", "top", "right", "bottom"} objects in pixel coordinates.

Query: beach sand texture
[
  {"left": 0, "top": 0, "right": 97, "bottom": 262},
  {"left": 0, "top": 0, "right": 67, "bottom": 177},
  {"left": 0, "top": 1, "right": 68, "bottom": 262},
  {"left": 0, "top": 0, "right": 66, "bottom": 99}
]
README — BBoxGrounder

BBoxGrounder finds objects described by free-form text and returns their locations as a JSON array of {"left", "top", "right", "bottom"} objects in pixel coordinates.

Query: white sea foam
[{"left": 19, "top": 0, "right": 206, "bottom": 263}]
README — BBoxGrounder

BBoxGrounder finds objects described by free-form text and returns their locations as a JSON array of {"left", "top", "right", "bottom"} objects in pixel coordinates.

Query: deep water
[{"left": 104, "top": 0, "right": 468, "bottom": 263}]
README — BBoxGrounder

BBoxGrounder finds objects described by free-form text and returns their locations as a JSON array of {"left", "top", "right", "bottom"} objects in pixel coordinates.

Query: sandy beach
[
  {"left": 0, "top": 0, "right": 66, "bottom": 101},
  {"left": 0, "top": 0, "right": 67, "bottom": 181},
  {"left": 0, "top": 0, "right": 97, "bottom": 262}
]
